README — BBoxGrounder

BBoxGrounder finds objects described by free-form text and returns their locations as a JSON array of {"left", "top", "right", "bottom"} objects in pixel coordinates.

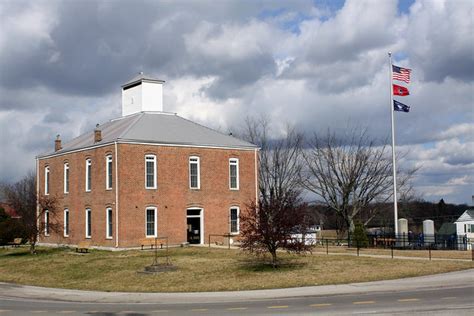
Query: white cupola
[{"left": 121, "top": 72, "right": 165, "bottom": 116}]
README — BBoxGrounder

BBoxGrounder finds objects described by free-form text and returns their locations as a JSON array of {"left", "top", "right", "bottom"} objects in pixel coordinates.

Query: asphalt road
[{"left": 1, "top": 270, "right": 473, "bottom": 315}]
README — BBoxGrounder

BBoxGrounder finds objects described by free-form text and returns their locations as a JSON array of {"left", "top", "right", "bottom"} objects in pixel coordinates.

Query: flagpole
[{"left": 389, "top": 52, "right": 399, "bottom": 236}]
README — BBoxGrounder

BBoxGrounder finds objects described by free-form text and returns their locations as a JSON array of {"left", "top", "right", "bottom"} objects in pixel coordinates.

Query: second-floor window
[
  {"left": 63, "top": 163, "right": 69, "bottom": 194},
  {"left": 229, "top": 158, "right": 239, "bottom": 190},
  {"left": 44, "top": 166, "right": 50, "bottom": 195},
  {"left": 106, "top": 155, "right": 113, "bottom": 190},
  {"left": 85, "top": 159, "right": 92, "bottom": 192},
  {"left": 145, "top": 155, "right": 157, "bottom": 189},
  {"left": 189, "top": 156, "right": 200, "bottom": 189}
]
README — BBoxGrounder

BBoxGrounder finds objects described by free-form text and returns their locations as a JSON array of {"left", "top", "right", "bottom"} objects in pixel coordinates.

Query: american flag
[{"left": 392, "top": 65, "right": 411, "bottom": 84}]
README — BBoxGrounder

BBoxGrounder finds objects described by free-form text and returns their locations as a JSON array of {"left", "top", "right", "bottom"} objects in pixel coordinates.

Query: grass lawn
[{"left": 0, "top": 246, "right": 472, "bottom": 292}]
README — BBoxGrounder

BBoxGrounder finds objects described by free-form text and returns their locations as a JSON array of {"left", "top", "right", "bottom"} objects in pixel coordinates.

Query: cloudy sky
[{"left": 0, "top": 0, "right": 472, "bottom": 204}]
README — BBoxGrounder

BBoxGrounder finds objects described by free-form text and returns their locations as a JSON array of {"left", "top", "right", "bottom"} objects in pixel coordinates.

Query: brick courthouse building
[{"left": 37, "top": 74, "right": 258, "bottom": 248}]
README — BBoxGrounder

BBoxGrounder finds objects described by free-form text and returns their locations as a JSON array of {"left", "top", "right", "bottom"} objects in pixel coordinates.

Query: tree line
[{"left": 236, "top": 117, "right": 418, "bottom": 266}]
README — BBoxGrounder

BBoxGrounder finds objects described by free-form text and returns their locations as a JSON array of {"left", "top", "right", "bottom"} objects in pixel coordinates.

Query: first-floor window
[
  {"left": 44, "top": 210, "right": 50, "bottom": 236},
  {"left": 106, "top": 208, "right": 113, "bottom": 239},
  {"left": 465, "top": 224, "right": 474, "bottom": 233},
  {"left": 230, "top": 207, "right": 239, "bottom": 234},
  {"left": 85, "top": 208, "right": 92, "bottom": 238},
  {"left": 64, "top": 209, "right": 69, "bottom": 237},
  {"left": 146, "top": 207, "right": 157, "bottom": 237}
]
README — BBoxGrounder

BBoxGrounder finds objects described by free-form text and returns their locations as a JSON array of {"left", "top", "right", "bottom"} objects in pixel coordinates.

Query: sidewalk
[{"left": 0, "top": 269, "right": 472, "bottom": 304}]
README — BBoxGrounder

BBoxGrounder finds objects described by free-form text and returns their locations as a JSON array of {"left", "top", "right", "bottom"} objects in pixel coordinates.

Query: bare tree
[
  {"left": 1, "top": 172, "right": 59, "bottom": 254},
  {"left": 302, "top": 128, "right": 416, "bottom": 233},
  {"left": 239, "top": 192, "right": 312, "bottom": 268},
  {"left": 241, "top": 117, "right": 304, "bottom": 202},
  {"left": 238, "top": 117, "right": 311, "bottom": 267}
]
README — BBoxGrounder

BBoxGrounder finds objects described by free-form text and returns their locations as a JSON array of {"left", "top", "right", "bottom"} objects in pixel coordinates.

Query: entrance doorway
[{"left": 187, "top": 208, "right": 203, "bottom": 244}]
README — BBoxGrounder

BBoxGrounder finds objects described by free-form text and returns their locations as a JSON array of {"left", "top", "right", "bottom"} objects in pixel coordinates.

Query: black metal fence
[
  {"left": 319, "top": 233, "right": 471, "bottom": 251},
  {"left": 365, "top": 233, "right": 469, "bottom": 251}
]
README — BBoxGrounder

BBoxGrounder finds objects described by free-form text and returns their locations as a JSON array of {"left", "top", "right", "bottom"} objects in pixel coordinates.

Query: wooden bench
[
  {"left": 140, "top": 238, "right": 157, "bottom": 250},
  {"left": 10, "top": 238, "right": 22, "bottom": 248},
  {"left": 76, "top": 241, "right": 92, "bottom": 253},
  {"left": 140, "top": 238, "right": 166, "bottom": 250}
]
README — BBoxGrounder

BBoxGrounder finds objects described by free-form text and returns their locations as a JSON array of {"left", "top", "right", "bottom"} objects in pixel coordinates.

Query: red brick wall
[
  {"left": 38, "top": 143, "right": 257, "bottom": 247},
  {"left": 38, "top": 144, "right": 116, "bottom": 247}
]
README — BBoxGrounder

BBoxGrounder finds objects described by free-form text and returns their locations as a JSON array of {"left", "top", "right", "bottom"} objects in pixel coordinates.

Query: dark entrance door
[{"left": 187, "top": 209, "right": 201, "bottom": 244}]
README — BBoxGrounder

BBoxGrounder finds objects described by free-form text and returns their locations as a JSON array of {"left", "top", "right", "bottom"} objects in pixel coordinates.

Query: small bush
[{"left": 352, "top": 221, "right": 369, "bottom": 248}]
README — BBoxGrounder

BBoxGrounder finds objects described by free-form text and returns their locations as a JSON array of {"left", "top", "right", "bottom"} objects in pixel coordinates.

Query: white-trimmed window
[
  {"left": 44, "top": 210, "right": 50, "bottom": 236},
  {"left": 229, "top": 158, "right": 239, "bottom": 190},
  {"left": 189, "top": 156, "right": 200, "bottom": 189},
  {"left": 64, "top": 163, "right": 69, "bottom": 194},
  {"left": 85, "top": 208, "right": 92, "bottom": 238},
  {"left": 44, "top": 166, "right": 50, "bottom": 195},
  {"left": 465, "top": 224, "right": 474, "bottom": 233},
  {"left": 145, "top": 155, "right": 157, "bottom": 189},
  {"left": 106, "top": 207, "right": 113, "bottom": 239},
  {"left": 230, "top": 207, "right": 240, "bottom": 234},
  {"left": 106, "top": 155, "right": 113, "bottom": 190},
  {"left": 85, "top": 159, "right": 92, "bottom": 192},
  {"left": 145, "top": 207, "right": 157, "bottom": 237},
  {"left": 64, "top": 209, "right": 69, "bottom": 237}
]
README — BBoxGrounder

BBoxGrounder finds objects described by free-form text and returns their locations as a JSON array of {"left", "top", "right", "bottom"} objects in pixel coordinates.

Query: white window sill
[
  {"left": 64, "top": 235, "right": 69, "bottom": 238},
  {"left": 106, "top": 237, "right": 113, "bottom": 240},
  {"left": 106, "top": 188, "right": 113, "bottom": 191},
  {"left": 230, "top": 232, "right": 239, "bottom": 236},
  {"left": 85, "top": 236, "right": 91, "bottom": 239}
]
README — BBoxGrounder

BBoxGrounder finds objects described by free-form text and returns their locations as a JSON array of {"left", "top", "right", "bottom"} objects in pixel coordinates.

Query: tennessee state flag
[{"left": 393, "top": 84, "right": 409, "bottom": 96}]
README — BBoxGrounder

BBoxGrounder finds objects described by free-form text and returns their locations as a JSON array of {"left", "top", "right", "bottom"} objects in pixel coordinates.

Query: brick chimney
[
  {"left": 54, "top": 134, "right": 62, "bottom": 152},
  {"left": 94, "top": 124, "right": 102, "bottom": 143}
]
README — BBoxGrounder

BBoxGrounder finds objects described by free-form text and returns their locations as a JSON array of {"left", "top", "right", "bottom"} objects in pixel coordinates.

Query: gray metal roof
[
  {"left": 39, "top": 112, "right": 257, "bottom": 158},
  {"left": 121, "top": 73, "right": 165, "bottom": 88}
]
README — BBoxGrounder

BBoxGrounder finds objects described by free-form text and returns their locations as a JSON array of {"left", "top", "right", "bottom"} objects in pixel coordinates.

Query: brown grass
[{"left": 0, "top": 246, "right": 472, "bottom": 292}]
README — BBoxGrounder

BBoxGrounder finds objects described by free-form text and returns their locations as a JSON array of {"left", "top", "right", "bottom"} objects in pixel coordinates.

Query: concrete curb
[{"left": 0, "top": 269, "right": 472, "bottom": 304}]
